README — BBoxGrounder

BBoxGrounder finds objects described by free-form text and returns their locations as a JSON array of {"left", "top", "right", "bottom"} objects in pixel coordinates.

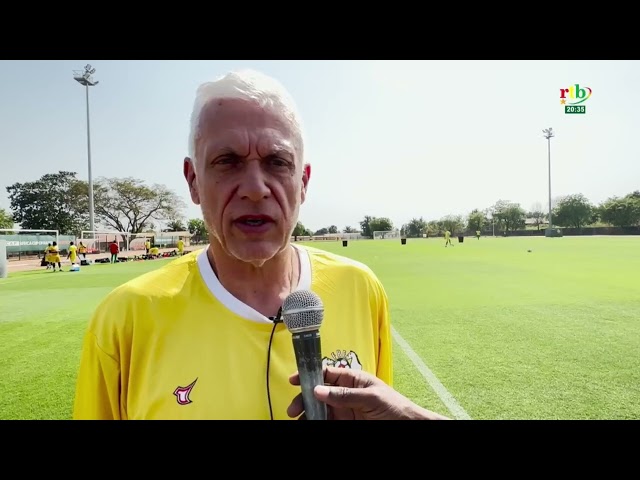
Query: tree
[
  {"left": 360, "top": 216, "right": 393, "bottom": 237},
  {"left": 91, "top": 177, "right": 186, "bottom": 233},
  {"left": 343, "top": 226, "right": 358, "bottom": 233},
  {"left": 327, "top": 225, "right": 338, "bottom": 234},
  {"left": 467, "top": 209, "right": 485, "bottom": 233},
  {"left": 492, "top": 200, "right": 526, "bottom": 233},
  {"left": 527, "top": 202, "right": 546, "bottom": 230},
  {"left": 165, "top": 220, "right": 187, "bottom": 232},
  {"left": 6, "top": 171, "right": 88, "bottom": 235},
  {"left": 598, "top": 195, "right": 640, "bottom": 227},
  {"left": 359, "top": 216, "right": 375, "bottom": 238},
  {"left": 441, "top": 214, "right": 465, "bottom": 235},
  {"left": 188, "top": 218, "right": 208, "bottom": 237},
  {"left": 0, "top": 207, "right": 13, "bottom": 229},
  {"left": 426, "top": 220, "right": 442, "bottom": 236},
  {"left": 404, "top": 217, "right": 427, "bottom": 237},
  {"left": 552, "top": 194, "right": 594, "bottom": 229},
  {"left": 292, "top": 221, "right": 312, "bottom": 237}
]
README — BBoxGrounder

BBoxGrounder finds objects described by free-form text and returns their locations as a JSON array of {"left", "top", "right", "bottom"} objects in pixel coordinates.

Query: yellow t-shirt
[
  {"left": 73, "top": 244, "right": 392, "bottom": 420},
  {"left": 177, "top": 240, "right": 184, "bottom": 251},
  {"left": 69, "top": 245, "right": 77, "bottom": 260},
  {"left": 48, "top": 245, "right": 61, "bottom": 261}
]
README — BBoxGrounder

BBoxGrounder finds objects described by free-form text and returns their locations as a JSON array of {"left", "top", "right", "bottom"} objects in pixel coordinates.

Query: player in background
[
  {"left": 476, "top": 230, "right": 481, "bottom": 240},
  {"left": 44, "top": 243, "right": 52, "bottom": 269},
  {"left": 48, "top": 241, "right": 62, "bottom": 271},
  {"left": 78, "top": 242, "right": 87, "bottom": 259},
  {"left": 68, "top": 241, "right": 78, "bottom": 267},
  {"left": 444, "top": 229, "right": 453, "bottom": 247},
  {"left": 177, "top": 238, "right": 184, "bottom": 256},
  {"left": 109, "top": 241, "right": 119, "bottom": 264}
]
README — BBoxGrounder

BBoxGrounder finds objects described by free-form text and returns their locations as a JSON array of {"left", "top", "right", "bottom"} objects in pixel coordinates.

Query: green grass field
[{"left": 1, "top": 236, "right": 639, "bottom": 420}]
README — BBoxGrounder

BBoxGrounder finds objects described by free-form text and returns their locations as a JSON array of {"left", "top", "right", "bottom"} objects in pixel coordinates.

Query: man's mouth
[{"left": 234, "top": 215, "right": 275, "bottom": 226}]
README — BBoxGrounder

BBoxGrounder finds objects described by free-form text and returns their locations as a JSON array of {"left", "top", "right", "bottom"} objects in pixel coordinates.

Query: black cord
[{"left": 266, "top": 307, "right": 283, "bottom": 420}]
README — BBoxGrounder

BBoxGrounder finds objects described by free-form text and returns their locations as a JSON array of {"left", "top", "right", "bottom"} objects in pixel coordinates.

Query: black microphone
[{"left": 281, "top": 289, "right": 328, "bottom": 420}]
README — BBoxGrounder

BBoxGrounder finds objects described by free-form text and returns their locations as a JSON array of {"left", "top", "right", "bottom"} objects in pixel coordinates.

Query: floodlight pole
[
  {"left": 543, "top": 128, "right": 554, "bottom": 233},
  {"left": 74, "top": 65, "right": 99, "bottom": 234}
]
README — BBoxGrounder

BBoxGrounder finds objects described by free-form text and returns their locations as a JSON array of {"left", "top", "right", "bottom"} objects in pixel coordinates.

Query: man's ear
[
  {"left": 183, "top": 157, "right": 200, "bottom": 205},
  {"left": 300, "top": 163, "right": 311, "bottom": 204}
]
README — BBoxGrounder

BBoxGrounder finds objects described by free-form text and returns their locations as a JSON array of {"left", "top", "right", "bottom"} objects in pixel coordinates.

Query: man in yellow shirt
[
  {"left": 47, "top": 241, "right": 62, "bottom": 271},
  {"left": 73, "top": 69, "right": 393, "bottom": 420},
  {"left": 177, "top": 238, "right": 184, "bottom": 255},
  {"left": 444, "top": 229, "right": 453, "bottom": 247},
  {"left": 68, "top": 241, "right": 78, "bottom": 265},
  {"left": 44, "top": 244, "right": 52, "bottom": 269}
]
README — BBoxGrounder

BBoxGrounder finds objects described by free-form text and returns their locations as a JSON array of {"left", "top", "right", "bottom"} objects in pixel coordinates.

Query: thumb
[{"left": 314, "top": 384, "right": 373, "bottom": 409}]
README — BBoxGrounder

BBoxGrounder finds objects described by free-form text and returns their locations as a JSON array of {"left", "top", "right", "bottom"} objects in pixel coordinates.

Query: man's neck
[{"left": 206, "top": 240, "right": 299, "bottom": 319}]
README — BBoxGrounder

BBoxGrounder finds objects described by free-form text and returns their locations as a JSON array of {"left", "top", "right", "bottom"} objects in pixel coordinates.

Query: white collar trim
[{"left": 196, "top": 244, "right": 312, "bottom": 324}]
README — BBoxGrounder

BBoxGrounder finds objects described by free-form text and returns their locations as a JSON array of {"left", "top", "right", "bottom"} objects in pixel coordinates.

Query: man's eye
[
  {"left": 215, "top": 156, "right": 239, "bottom": 165},
  {"left": 269, "top": 157, "right": 292, "bottom": 168}
]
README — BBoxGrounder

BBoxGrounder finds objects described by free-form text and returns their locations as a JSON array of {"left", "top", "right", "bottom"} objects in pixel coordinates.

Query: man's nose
[{"left": 237, "top": 159, "right": 271, "bottom": 201}]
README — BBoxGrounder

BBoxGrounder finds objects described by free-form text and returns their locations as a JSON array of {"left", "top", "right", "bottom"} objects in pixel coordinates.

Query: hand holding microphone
[
  {"left": 281, "top": 289, "right": 449, "bottom": 420},
  {"left": 287, "top": 366, "right": 451, "bottom": 420}
]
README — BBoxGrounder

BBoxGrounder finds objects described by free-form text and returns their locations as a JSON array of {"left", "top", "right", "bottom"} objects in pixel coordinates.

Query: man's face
[{"left": 184, "top": 98, "right": 310, "bottom": 265}]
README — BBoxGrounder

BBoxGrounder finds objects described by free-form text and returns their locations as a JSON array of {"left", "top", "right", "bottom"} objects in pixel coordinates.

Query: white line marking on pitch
[{"left": 392, "top": 325, "right": 472, "bottom": 420}]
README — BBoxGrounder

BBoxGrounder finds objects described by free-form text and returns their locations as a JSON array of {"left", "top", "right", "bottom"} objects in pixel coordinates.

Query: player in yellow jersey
[
  {"left": 78, "top": 242, "right": 87, "bottom": 259},
  {"left": 177, "top": 238, "right": 184, "bottom": 255},
  {"left": 444, "top": 229, "right": 452, "bottom": 247},
  {"left": 44, "top": 243, "right": 52, "bottom": 269},
  {"left": 48, "top": 241, "right": 62, "bottom": 271},
  {"left": 73, "top": 69, "right": 394, "bottom": 420},
  {"left": 67, "top": 241, "right": 78, "bottom": 266}
]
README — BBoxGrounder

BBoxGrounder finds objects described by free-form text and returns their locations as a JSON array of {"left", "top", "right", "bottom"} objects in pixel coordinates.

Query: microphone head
[{"left": 281, "top": 289, "right": 324, "bottom": 333}]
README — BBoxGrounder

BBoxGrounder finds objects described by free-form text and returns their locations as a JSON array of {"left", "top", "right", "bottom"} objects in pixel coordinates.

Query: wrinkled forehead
[{"left": 196, "top": 97, "right": 300, "bottom": 160}]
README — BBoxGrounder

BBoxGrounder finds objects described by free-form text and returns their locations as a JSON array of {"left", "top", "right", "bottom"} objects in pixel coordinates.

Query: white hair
[{"left": 188, "top": 69, "right": 304, "bottom": 164}]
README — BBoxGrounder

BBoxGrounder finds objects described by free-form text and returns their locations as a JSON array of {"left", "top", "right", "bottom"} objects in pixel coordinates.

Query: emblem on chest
[{"left": 322, "top": 349, "right": 362, "bottom": 370}]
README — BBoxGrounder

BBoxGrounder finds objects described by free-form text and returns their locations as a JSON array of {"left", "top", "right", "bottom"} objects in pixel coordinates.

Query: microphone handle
[{"left": 292, "top": 330, "right": 328, "bottom": 420}]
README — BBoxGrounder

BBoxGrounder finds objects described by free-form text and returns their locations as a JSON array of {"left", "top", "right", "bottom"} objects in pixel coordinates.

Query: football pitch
[{"left": 1, "top": 236, "right": 639, "bottom": 420}]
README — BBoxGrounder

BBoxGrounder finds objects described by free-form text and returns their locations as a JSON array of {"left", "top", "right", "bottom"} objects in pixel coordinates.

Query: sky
[{"left": 1, "top": 60, "right": 638, "bottom": 233}]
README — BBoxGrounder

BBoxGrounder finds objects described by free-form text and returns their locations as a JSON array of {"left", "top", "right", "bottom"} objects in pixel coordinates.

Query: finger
[
  {"left": 286, "top": 392, "right": 304, "bottom": 418},
  {"left": 314, "top": 384, "right": 373, "bottom": 409},
  {"left": 322, "top": 366, "right": 358, "bottom": 388},
  {"left": 289, "top": 371, "right": 300, "bottom": 386}
]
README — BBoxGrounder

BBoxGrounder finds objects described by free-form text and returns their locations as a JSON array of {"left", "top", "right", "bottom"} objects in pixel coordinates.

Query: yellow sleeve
[
  {"left": 374, "top": 280, "right": 393, "bottom": 387},
  {"left": 73, "top": 329, "right": 122, "bottom": 420}
]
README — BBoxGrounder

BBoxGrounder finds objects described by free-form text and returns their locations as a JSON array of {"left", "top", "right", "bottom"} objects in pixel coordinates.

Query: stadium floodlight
[
  {"left": 542, "top": 127, "right": 554, "bottom": 235},
  {"left": 73, "top": 64, "right": 99, "bottom": 235}
]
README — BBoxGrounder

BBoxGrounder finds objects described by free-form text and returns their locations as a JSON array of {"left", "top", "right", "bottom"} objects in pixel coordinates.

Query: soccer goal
[
  {"left": 372, "top": 230, "right": 401, "bottom": 240},
  {"left": 128, "top": 233, "right": 155, "bottom": 252},
  {"left": 0, "top": 228, "right": 60, "bottom": 260},
  {"left": 341, "top": 232, "right": 364, "bottom": 240},
  {"left": 80, "top": 230, "right": 135, "bottom": 254}
]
